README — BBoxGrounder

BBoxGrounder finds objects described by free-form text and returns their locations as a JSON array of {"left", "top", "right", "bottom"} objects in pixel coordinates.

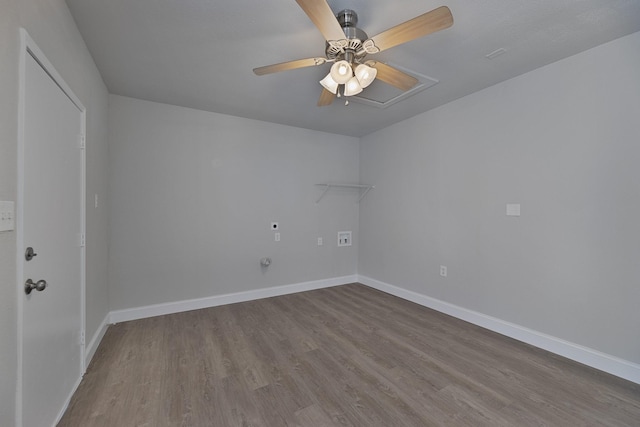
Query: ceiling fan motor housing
[{"left": 325, "top": 9, "right": 368, "bottom": 61}]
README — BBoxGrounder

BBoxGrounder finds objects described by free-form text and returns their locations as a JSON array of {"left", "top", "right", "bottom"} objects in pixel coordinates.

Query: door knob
[
  {"left": 24, "top": 279, "right": 47, "bottom": 295},
  {"left": 25, "top": 247, "right": 38, "bottom": 261}
]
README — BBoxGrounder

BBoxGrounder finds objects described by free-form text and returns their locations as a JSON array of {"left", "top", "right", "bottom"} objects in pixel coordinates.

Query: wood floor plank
[
  {"left": 294, "top": 403, "right": 337, "bottom": 427},
  {"left": 59, "top": 283, "right": 640, "bottom": 426}
]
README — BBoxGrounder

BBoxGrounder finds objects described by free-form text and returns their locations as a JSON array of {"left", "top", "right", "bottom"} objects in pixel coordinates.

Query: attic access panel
[{"left": 349, "top": 63, "right": 439, "bottom": 109}]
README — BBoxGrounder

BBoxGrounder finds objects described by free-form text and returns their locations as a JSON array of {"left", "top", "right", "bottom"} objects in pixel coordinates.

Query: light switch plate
[
  {"left": 506, "top": 204, "right": 521, "bottom": 216},
  {"left": 0, "top": 201, "right": 15, "bottom": 232}
]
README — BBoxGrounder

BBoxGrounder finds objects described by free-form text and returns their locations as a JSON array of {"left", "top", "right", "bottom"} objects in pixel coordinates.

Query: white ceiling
[{"left": 65, "top": 0, "right": 640, "bottom": 137}]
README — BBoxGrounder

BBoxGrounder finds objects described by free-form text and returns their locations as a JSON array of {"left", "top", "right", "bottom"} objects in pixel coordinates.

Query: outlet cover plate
[
  {"left": 337, "top": 231, "right": 352, "bottom": 247},
  {"left": 440, "top": 265, "right": 447, "bottom": 277}
]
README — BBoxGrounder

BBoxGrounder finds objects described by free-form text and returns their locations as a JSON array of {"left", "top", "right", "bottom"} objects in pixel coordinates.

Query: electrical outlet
[
  {"left": 440, "top": 265, "right": 447, "bottom": 277},
  {"left": 275, "top": 232, "right": 280, "bottom": 242},
  {"left": 317, "top": 237, "right": 323, "bottom": 246},
  {"left": 337, "top": 231, "right": 352, "bottom": 247}
]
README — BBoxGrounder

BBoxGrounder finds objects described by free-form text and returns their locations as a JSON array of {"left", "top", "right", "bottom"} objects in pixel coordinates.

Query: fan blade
[
  {"left": 364, "top": 6, "right": 453, "bottom": 53},
  {"left": 368, "top": 62, "right": 418, "bottom": 91},
  {"left": 318, "top": 88, "right": 335, "bottom": 106},
  {"left": 295, "top": 0, "right": 346, "bottom": 43},
  {"left": 253, "top": 57, "right": 327, "bottom": 76}
]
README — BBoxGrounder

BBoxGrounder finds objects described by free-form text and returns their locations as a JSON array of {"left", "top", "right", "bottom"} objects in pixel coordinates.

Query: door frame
[{"left": 16, "top": 29, "right": 86, "bottom": 427}]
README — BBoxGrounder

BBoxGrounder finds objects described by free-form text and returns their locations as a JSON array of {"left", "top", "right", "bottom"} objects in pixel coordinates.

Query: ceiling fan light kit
[
  {"left": 354, "top": 63, "right": 377, "bottom": 88},
  {"left": 329, "top": 60, "right": 353, "bottom": 84},
  {"left": 319, "top": 73, "right": 339, "bottom": 93},
  {"left": 344, "top": 76, "right": 363, "bottom": 96},
  {"left": 321, "top": 59, "right": 376, "bottom": 97},
  {"left": 253, "top": 0, "right": 453, "bottom": 106}
]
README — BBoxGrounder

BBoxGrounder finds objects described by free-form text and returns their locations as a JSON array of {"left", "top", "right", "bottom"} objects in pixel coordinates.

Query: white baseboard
[
  {"left": 91, "top": 274, "right": 640, "bottom": 386},
  {"left": 53, "top": 372, "right": 83, "bottom": 427},
  {"left": 49, "top": 314, "right": 110, "bottom": 427},
  {"left": 109, "top": 275, "right": 358, "bottom": 324},
  {"left": 358, "top": 275, "right": 640, "bottom": 385},
  {"left": 85, "top": 314, "right": 110, "bottom": 369}
]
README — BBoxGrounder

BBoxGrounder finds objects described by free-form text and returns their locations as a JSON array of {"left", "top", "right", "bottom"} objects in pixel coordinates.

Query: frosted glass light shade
[
  {"left": 344, "top": 76, "right": 363, "bottom": 96},
  {"left": 330, "top": 60, "right": 353, "bottom": 84},
  {"left": 319, "top": 74, "right": 339, "bottom": 94},
  {"left": 354, "top": 64, "right": 377, "bottom": 88}
]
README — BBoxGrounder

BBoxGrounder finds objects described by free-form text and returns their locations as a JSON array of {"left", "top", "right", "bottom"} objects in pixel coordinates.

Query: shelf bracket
[
  {"left": 357, "top": 185, "right": 373, "bottom": 203},
  {"left": 316, "top": 184, "right": 332, "bottom": 204}
]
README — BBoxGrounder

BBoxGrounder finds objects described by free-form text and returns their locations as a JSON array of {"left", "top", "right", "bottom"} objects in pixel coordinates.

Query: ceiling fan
[{"left": 253, "top": 0, "right": 453, "bottom": 106}]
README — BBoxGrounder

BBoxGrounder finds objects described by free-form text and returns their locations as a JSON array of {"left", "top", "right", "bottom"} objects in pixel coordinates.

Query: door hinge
[
  {"left": 78, "top": 134, "right": 86, "bottom": 149},
  {"left": 79, "top": 233, "right": 86, "bottom": 247},
  {"left": 79, "top": 330, "right": 85, "bottom": 346}
]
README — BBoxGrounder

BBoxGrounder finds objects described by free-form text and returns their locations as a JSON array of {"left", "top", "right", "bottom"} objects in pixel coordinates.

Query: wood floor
[{"left": 59, "top": 284, "right": 640, "bottom": 426}]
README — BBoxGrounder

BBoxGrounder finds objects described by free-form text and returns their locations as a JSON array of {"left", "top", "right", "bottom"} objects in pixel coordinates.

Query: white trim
[
  {"left": 79, "top": 117, "right": 87, "bottom": 375},
  {"left": 358, "top": 275, "right": 640, "bottom": 385},
  {"left": 52, "top": 375, "right": 83, "bottom": 427},
  {"left": 84, "top": 315, "right": 110, "bottom": 368},
  {"left": 16, "top": 28, "right": 27, "bottom": 427},
  {"left": 21, "top": 33, "right": 85, "bottom": 111},
  {"left": 109, "top": 275, "right": 358, "bottom": 324},
  {"left": 17, "top": 29, "right": 87, "bottom": 427}
]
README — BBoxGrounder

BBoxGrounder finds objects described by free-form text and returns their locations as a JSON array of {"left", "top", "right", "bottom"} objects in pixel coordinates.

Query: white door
[{"left": 20, "top": 49, "right": 84, "bottom": 427}]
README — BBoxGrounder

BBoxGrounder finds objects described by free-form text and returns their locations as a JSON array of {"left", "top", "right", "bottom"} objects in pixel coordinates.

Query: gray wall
[
  {"left": 0, "top": 1, "right": 20, "bottom": 423},
  {"left": 108, "top": 95, "right": 359, "bottom": 310},
  {"left": 0, "top": 0, "right": 109, "bottom": 424},
  {"left": 359, "top": 31, "right": 640, "bottom": 363}
]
